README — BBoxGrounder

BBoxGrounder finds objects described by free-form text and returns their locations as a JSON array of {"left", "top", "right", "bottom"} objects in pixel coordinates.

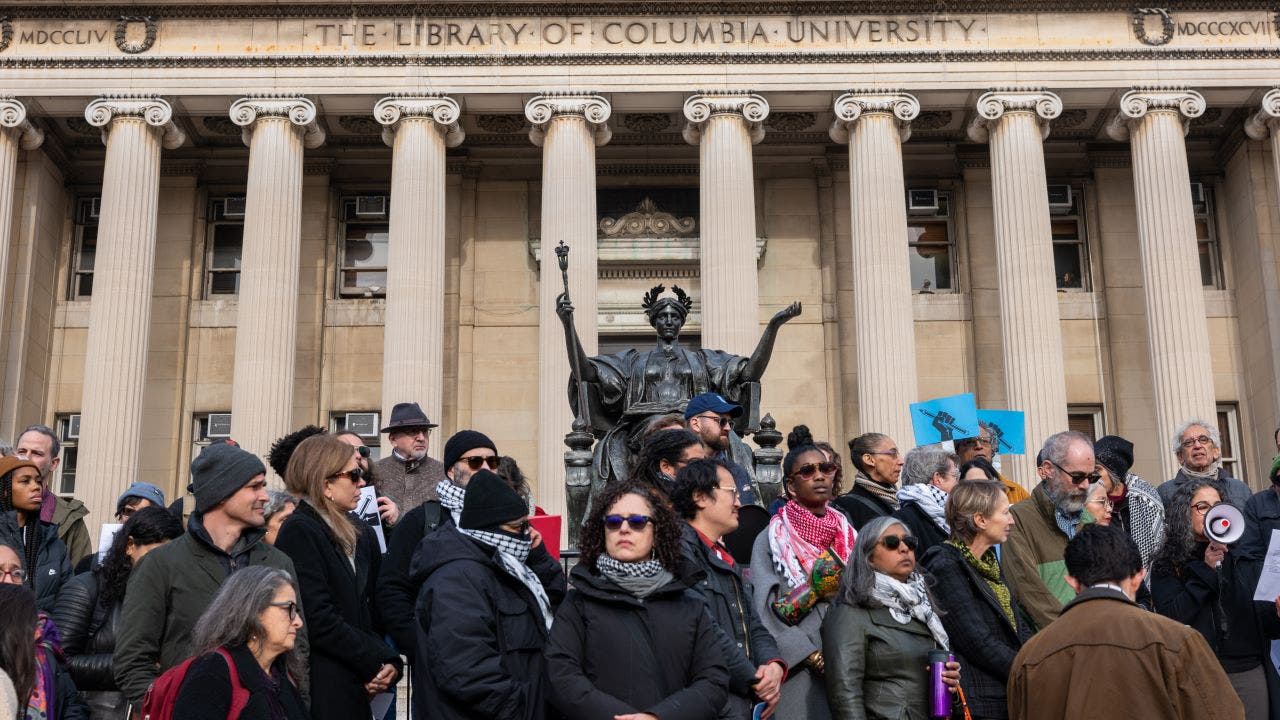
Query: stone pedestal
[
  {"left": 683, "top": 92, "right": 768, "bottom": 355},
  {"left": 526, "top": 93, "right": 610, "bottom": 526},
  {"left": 76, "top": 97, "right": 184, "bottom": 525},
  {"left": 375, "top": 95, "right": 463, "bottom": 458},
  {"left": 0, "top": 99, "right": 42, "bottom": 323},
  {"left": 1107, "top": 88, "right": 1214, "bottom": 481},
  {"left": 229, "top": 96, "right": 324, "bottom": 466},
  {"left": 829, "top": 91, "right": 920, "bottom": 447},
  {"left": 968, "top": 90, "right": 1069, "bottom": 462}
]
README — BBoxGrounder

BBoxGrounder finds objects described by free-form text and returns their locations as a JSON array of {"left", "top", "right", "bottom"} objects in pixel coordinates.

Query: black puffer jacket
[
  {"left": 0, "top": 510, "right": 72, "bottom": 612},
  {"left": 376, "top": 500, "right": 454, "bottom": 663},
  {"left": 545, "top": 563, "right": 729, "bottom": 720},
  {"left": 412, "top": 527, "right": 566, "bottom": 720},
  {"left": 51, "top": 566, "right": 129, "bottom": 716}
]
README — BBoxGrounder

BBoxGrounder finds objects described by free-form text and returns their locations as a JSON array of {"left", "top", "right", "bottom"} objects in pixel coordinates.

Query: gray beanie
[{"left": 189, "top": 442, "right": 266, "bottom": 514}]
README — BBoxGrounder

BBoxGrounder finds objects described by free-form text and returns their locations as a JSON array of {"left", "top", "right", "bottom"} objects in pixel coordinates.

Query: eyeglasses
[
  {"left": 268, "top": 601, "right": 300, "bottom": 621},
  {"left": 1180, "top": 435, "right": 1214, "bottom": 449},
  {"left": 1049, "top": 460, "right": 1100, "bottom": 485},
  {"left": 329, "top": 467, "right": 365, "bottom": 483},
  {"left": 959, "top": 437, "right": 993, "bottom": 448},
  {"left": 695, "top": 414, "right": 732, "bottom": 429},
  {"left": 459, "top": 455, "right": 500, "bottom": 471},
  {"left": 0, "top": 568, "right": 27, "bottom": 583},
  {"left": 604, "top": 514, "right": 651, "bottom": 531},
  {"left": 1086, "top": 498, "right": 1115, "bottom": 510},
  {"left": 356, "top": 446, "right": 370, "bottom": 459},
  {"left": 867, "top": 449, "right": 900, "bottom": 459},
  {"left": 791, "top": 461, "right": 839, "bottom": 480},
  {"left": 1191, "top": 501, "right": 1214, "bottom": 516},
  {"left": 712, "top": 485, "right": 741, "bottom": 500},
  {"left": 879, "top": 534, "right": 919, "bottom": 551}
]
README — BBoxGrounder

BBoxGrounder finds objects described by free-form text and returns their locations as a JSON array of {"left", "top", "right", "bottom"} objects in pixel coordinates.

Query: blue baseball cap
[
  {"left": 116, "top": 481, "right": 167, "bottom": 514},
  {"left": 683, "top": 392, "right": 743, "bottom": 420}
]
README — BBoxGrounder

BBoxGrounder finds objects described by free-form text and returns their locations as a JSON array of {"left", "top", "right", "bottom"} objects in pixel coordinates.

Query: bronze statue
[{"left": 556, "top": 284, "right": 800, "bottom": 486}]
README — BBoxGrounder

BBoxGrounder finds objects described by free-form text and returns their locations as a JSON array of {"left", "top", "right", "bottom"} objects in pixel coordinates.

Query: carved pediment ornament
[
  {"left": 85, "top": 96, "right": 185, "bottom": 149},
  {"left": 525, "top": 92, "right": 612, "bottom": 147},
  {"left": 623, "top": 113, "right": 672, "bottom": 134},
  {"left": 683, "top": 91, "right": 769, "bottom": 145},
  {"left": 1105, "top": 87, "right": 1205, "bottom": 141},
  {"left": 1132, "top": 8, "right": 1175, "bottom": 47},
  {"left": 476, "top": 114, "right": 526, "bottom": 134},
  {"left": 966, "top": 89, "right": 1062, "bottom": 143},
  {"left": 767, "top": 112, "right": 815, "bottom": 133},
  {"left": 230, "top": 95, "right": 325, "bottom": 149},
  {"left": 115, "top": 16, "right": 157, "bottom": 54},
  {"left": 598, "top": 197, "right": 696, "bottom": 238},
  {"left": 829, "top": 91, "right": 919, "bottom": 144},
  {"left": 374, "top": 94, "right": 464, "bottom": 148},
  {"left": 0, "top": 18, "right": 12, "bottom": 53}
]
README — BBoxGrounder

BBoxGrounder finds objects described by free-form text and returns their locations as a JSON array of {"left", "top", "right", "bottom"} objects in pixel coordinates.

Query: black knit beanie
[
  {"left": 1093, "top": 435, "right": 1134, "bottom": 483},
  {"left": 460, "top": 470, "right": 527, "bottom": 530},
  {"left": 189, "top": 442, "right": 266, "bottom": 514},
  {"left": 443, "top": 430, "right": 498, "bottom": 470}
]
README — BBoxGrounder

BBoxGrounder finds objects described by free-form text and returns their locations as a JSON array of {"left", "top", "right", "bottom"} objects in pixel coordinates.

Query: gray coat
[
  {"left": 748, "top": 532, "right": 832, "bottom": 720},
  {"left": 821, "top": 602, "right": 943, "bottom": 720}
]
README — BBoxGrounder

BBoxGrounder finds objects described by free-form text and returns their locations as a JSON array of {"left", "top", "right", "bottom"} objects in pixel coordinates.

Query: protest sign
[
  {"left": 356, "top": 486, "right": 387, "bottom": 553},
  {"left": 977, "top": 409, "right": 1027, "bottom": 455},
  {"left": 97, "top": 523, "right": 123, "bottom": 560},
  {"left": 530, "top": 514, "right": 562, "bottom": 561},
  {"left": 910, "top": 393, "right": 979, "bottom": 446}
]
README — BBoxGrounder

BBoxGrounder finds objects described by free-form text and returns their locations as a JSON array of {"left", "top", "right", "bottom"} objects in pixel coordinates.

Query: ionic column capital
[
  {"left": 374, "top": 94, "right": 464, "bottom": 149},
  {"left": 683, "top": 91, "right": 769, "bottom": 145},
  {"left": 0, "top": 98, "right": 44, "bottom": 150},
  {"left": 525, "top": 92, "right": 612, "bottom": 147},
  {"left": 230, "top": 95, "right": 325, "bottom": 149},
  {"left": 85, "top": 96, "right": 185, "bottom": 150},
  {"left": 1106, "top": 87, "right": 1205, "bottom": 141},
  {"left": 967, "top": 89, "right": 1062, "bottom": 143},
  {"left": 1244, "top": 88, "right": 1280, "bottom": 141},
  {"left": 828, "top": 91, "right": 920, "bottom": 144}
]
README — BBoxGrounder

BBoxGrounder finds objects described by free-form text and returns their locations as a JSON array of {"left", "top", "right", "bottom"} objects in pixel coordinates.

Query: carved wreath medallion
[{"left": 115, "top": 16, "right": 157, "bottom": 54}]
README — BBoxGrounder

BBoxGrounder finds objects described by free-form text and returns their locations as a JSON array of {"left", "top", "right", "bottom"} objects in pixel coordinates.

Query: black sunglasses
[
  {"left": 356, "top": 445, "right": 370, "bottom": 459},
  {"left": 459, "top": 455, "right": 501, "bottom": 471},
  {"left": 880, "top": 534, "right": 919, "bottom": 551},
  {"left": 604, "top": 514, "right": 651, "bottom": 531},
  {"left": 791, "top": 461, "right": 838, "bottom": 480},
  {"left": 330, "top": 467, "right": 365, "bottom": 483}
]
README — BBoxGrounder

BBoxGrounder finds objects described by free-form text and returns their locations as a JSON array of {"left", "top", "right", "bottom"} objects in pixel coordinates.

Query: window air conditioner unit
[
  {"left": 344, "top": 412, "right": 380, "bottom": 438},
  {"left": 206, "top": 413, "right": 233, "bottom": 439},
  {"left": 1046, "top": 185, "right": 1073, "bottom": 213},
  {"left": 87, "top": 197, "right": 101, "bottom": 220},
  {"left": 907, "top": 189, "right": 939, "bottom": 214},
  {"left": 354, "top": 196, "right": 388, "bottom": 218},
  {"left": 1189, "top": 182, "right": 1206, "bottom": 206},
  {"left": 222, "top": 197, "right": 247, "bottom": 219},
  {"left": 66, "top": 415, "right": 81, "bottom": 440}
]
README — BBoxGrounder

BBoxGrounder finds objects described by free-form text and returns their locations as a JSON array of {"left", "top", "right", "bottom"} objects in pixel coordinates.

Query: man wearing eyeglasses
[
  {"left": 685, "top": 393, "right": 762, "bottom": 506},
  {"left": 955, "top": 421, "right": 1030, "bottom": 504},
  {"left": 1155, "top": 418, "right": 1251, "bottom": 509},
  {"left": 373, "top": 402, "right": 445, "bottom": 518},
  {"left": 1003, "top": 430, "right": 1096, "bottom": 630}
]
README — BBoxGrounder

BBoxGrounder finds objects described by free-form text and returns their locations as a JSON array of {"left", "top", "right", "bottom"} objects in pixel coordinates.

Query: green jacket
[
  {"left": 52, "top": 495, "right": 92, "bottom": 566},
  {"left": 112, "top": 514, "right": 300, "bottom": 703},
  {"left": 1002, "top": 482, "right": 1075, "bottom": 630},
  {"left": 821, "top": 601, "right": 946, "bottom": 720}
]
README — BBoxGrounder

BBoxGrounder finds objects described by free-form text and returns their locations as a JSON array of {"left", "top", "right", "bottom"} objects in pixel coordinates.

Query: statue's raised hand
[
  {"left": 770, "top": 301, "right": 802, "bottom": 326},
  {"left": 556, "top": 292, "right": 575, "bottom": 324}
]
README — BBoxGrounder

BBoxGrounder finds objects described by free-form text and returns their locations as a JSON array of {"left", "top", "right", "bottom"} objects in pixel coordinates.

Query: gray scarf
[
  {"left": 1180, "top": 459, "right": 1223, "bottom": 482},
  {"left": 596, "top": 555, "right": 673, "bottom": 598}
]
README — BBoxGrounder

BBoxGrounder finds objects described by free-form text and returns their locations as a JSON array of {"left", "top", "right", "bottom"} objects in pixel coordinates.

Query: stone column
[
  {"left": 1245, "top": 88, "right": 1280, "bottom": 218},
  {"left": 967, "top": 90, "right": 1069, "bottom": 458},
  {"left": 829, "top": 91, "right": 920, "bottom": 446},
  {"left": 228, "top": 97, "right": 324, "bottom": 464},
  {"left": 77, "top": 98, "right": 184, "bottom": 524},
  {"left": 375, "top": 95, "right": 463, "bottom": 457},
  {"left": 683, "top": 92, "right": 769, "bottom": 355},
  {"left": 525, "top": 93, "right": 610, "bottom": 522},
  {"left": 1107, "top": 88, "right": 1214, "bottom": 481},
  {"left": 0, "top": 99, "right": 42, "bottom": 320}
]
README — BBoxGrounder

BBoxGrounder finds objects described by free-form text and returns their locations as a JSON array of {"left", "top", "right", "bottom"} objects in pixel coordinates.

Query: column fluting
[{"left": 0, "top": 99, "right": 43, "bottom": 323}]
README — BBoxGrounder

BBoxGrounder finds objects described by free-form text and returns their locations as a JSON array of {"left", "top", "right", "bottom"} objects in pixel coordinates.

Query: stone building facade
[{"left": 3, "top": 2, "right": 1280, "bottom": 534}]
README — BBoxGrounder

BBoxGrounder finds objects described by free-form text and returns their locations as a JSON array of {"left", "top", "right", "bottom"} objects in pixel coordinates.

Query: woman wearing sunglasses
[
  {"left": 823, "top": 516, "right": 960, "bottom": 720},
  {"left": 545, "top": 482, "right": 729, "bottom": 720},
  {"left": 276, "top": 434, "right": 401, "bottom": 720},
  {"left": 175, "top": 566, "right": 308, "bottom": 719},
  {"left": 749, "top": 426, "right": 856, "bottom": 720}
]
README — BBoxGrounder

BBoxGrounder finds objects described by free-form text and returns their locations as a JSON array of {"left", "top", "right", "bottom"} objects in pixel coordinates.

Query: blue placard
[
  {"left": 910, "top": 393, "right": 980, "bottom": 446},
  {"left": 977, "top": 409, "right": 1027, "bottom": 455}
]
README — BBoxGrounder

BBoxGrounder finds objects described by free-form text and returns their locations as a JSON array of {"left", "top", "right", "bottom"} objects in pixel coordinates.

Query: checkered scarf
[
  {"left": 768, "top": 499, "right": 856, "bottom": 587},
  {"left": 596, "top": 554, "right": 665, "bottom": 577},
  {"left": 436, "top": 479, "right": 466, "bottom": 524},
  {"left": 897, "top": 483, "right": 951, "bottom": 534},
  {"left": 458, "top": 528, "right": 553, "bottom": 630}
]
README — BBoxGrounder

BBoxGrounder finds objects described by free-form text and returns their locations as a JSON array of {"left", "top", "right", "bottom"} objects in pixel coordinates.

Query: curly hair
[
  {"left": 1151, "top": 478, "right": 1220, "bottom": 579},
  {"left": 578, "top": 482, "right": 682, "bottom": 573},
  {"left": 267, "top": 425, "right": 326, "bottom": 479},
  {"left": 99, "top": 506, "right": 184, "bottom": 609}
]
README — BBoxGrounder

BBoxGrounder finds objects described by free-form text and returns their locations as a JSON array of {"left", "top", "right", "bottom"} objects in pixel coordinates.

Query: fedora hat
[{"left": 380, "top": 402, "right": 439, "bottom": 433}]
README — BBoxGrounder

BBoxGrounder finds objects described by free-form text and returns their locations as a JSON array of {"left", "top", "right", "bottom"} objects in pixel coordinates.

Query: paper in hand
[
  {"left": 356, "top": 486, "right": 387, "bottom": 554},
  {"left": 1252, "top": 529, "right": 1280, "bottom": 602}
]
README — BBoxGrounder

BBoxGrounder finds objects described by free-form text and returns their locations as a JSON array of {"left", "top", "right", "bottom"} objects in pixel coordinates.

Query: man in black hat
[
  {"left": 373, "top": 402, "right": 444, "bottom": 516},
  {"left": 412, "top": 470, "right": 565, "bottom": 720}
]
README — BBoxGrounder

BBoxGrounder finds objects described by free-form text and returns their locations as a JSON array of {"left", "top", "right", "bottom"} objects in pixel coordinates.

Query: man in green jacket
[
  {"left": 1002, "top": 430, "right": 1096, "bottom": 630},
  {"left": 16, "top": 425, "right": 92, "bottom": 565},
  {"left": 113, "top": 441, "right": 301, "bottom": 703}
]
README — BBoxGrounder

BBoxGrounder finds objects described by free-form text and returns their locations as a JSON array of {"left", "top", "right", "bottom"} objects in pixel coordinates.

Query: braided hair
[{"left": 0, "top": 467, "right": 41, "bottom": 592}]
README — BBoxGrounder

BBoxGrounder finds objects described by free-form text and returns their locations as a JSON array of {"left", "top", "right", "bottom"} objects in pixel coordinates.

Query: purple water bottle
[{"left": 928, "top": 650, "right": 953, "bottom": 718}]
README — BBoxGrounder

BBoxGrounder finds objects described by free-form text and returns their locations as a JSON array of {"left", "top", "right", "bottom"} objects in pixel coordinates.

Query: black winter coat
[
  {"left": 51, "top": 566, "right": 130, "bottom": 718},
  {"left": 174, "top": 643, "right": 308, "bottom": 720},
  {"left": 275, "top": 500, "right": 401, "bottom": 720},
  {"left": 412, "top": 527, "right": 566, "bottom": 720},
  {"left": 832, "top": 485, "right": 895, "bottom": 532},
  {"left": 376, "top": 500, "right": 453, "bottom": 663},
  {"left": 920, "top": 543, "right": 1034, "bottom": 720},
  {"left": 0, "top": 511, "right": 72, "bottom": 612},
  {"left": 892, "top": 502, "right": 949, "bottom": 559},
  {"left": 545, "top": 563, "right": 729, "bottom": 720}
]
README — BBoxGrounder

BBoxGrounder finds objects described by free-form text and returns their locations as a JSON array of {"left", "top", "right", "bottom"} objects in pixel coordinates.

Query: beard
[{"left": 1047, "top": 479, "right": 1087, "bottom": 515}]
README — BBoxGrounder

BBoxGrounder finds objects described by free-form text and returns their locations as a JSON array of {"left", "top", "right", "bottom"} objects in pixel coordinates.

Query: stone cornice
[
  {"left": 84, "top": 96, "right": 185, "bottom": 149},
  {"left": 374, "top": 93, "right": 464, "bottom": 148},
  {"left": 1105, "top": 87, "right": 1206, "bottom": 141},
  {"left": 0, "top": 98, "right": 44, "bottom": 150},
  {"left": 828, "top": 91, "right": 919, "bottom": 144},
  {"left": 966, "top": 89, "right": 1062, "bottom": 143},
  {"left": 524, "top": 92, "right": 611, "bottom": 147},
  {"left": 682, "top": 91, "right": 769, "bottom": 145},
  {"left": 1244, "top": 88, "right": 1280, "bottom": 141},
  {"left": 229, "top": 95, "right": 325, "bottom": 149}
]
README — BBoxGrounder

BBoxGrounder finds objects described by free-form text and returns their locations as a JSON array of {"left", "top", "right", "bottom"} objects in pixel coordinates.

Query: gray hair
[
  {"left": 263, "top": 490, "right": 297, "bottom": 521},
  {"left": 901, "top": 447, "right": 957, "bottom": 486},
  {"left": 1170, "top": 418, "right": 1220, "bottom": 454},
  {"left": 838, "top": 515, "right": 914, "bottom": 608},
  {"left": 1039, "top": 431, "right": 1092, "bottom": 468},
  {"left": 0, "top": 442, "right": 11, "bottom": 457},
  {"left": 17, "top": 425, "right": 59, "bottom": 459},
  {"left": 190, "top": 566, "right": 302, "bottom": 678}
]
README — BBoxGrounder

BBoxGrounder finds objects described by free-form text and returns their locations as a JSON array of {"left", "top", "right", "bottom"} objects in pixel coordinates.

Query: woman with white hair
[{"left": 893, "top": 447, "right": 960, "bottom": 558}]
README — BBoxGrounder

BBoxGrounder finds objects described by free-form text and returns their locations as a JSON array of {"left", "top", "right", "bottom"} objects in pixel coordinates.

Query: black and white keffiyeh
[
  {"left": 458, "top": 528, "right": 553, "bottom": 630},
  {"left": 595, "top": 555, "right": 673, "bottom": 598},
  {"left": 871, "top": 571, "right": 950, "bottom": 650},
  {"left": 436, "top": 479, "right": 466, "bottom": 523},
  {"left": 897, "top": 483, "right": 951, "bottom": 534}
]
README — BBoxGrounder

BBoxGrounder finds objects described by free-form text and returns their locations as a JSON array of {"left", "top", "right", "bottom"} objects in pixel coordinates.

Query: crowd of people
[{"left": 0, "top": 403, "right": 1278, "bottom": 720}]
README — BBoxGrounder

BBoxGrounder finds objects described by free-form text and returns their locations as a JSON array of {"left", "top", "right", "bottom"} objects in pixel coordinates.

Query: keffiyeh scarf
[
  {"left": 854, "top": 472, "right": 900, "bottom": 511},
  {"left": 768, "top": 499, "right": 856, "bottom": 587},
  {"left": 595, "top": 555, "right": 673, "bottom": 598},
  {"left": 436, "top": 479, "right": 466, "bottom": 524},
  {"left": 459, "top": 528, "right": 553, "bottom": 630},
  {"left": 871, "top": 572, "right": 950, "bottom": 650},
  {"left": 897, "top": 483, "right": 951, "bottom": 534},
  {"left": 947, "top": 539, "right": 1015, "bottom": 627}
]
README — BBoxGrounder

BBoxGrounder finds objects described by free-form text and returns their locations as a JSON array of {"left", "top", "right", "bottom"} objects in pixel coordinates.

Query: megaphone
[{"left": 1205, "top": 503, "right": 1245, "bottom": 545}]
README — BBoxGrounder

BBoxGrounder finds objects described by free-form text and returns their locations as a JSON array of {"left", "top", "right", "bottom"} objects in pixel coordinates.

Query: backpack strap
[
  {"left": 423, "top": 501, "right": 444, "bottom": 534},
  {"left": 215, "top": 648, "right": 251, "bottom": 720}
]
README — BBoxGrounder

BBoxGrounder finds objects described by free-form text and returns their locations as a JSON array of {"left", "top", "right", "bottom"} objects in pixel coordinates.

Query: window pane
[
  {"left": 1195, "top": 219, "right": 1211, "bottom": 241},
  {"left": 342, "top": 270, "right": 388, "bottom": 292},
  {"left": 343, "top": 228, "right": 389, "bottom": 269},
  {"left": 907, "top": 223, "right": 951, "bottom": 291},
  {"left": 1216, "top": 410, "right": 1234, "bottom": 458},
  {"left": 76, "top": 274, "right": 93, "bottom": 297},
  {"left": 210, "top": 225, "right": 243, "bottom": 269},
  {"left": 60, "top": 447, "right": 77, "bottom": 494},
  {"left": 209, "top": 272, "right": 239, "bottom": 295},
  {"left": 1067, "top": 413, "right": 1097, "bottom": 442},
  {"left": 1050, "top": 220, "right": 1079, "bottom": 241},
  {"left": 1053, "top": 243, "right": 1085, "bottom": 289},
  {"left": 1198, "top": 241, "right": 1216, "bottom": 287},
  {"left": 78, "top": 228, "right": 97, "bottom": 272}
]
